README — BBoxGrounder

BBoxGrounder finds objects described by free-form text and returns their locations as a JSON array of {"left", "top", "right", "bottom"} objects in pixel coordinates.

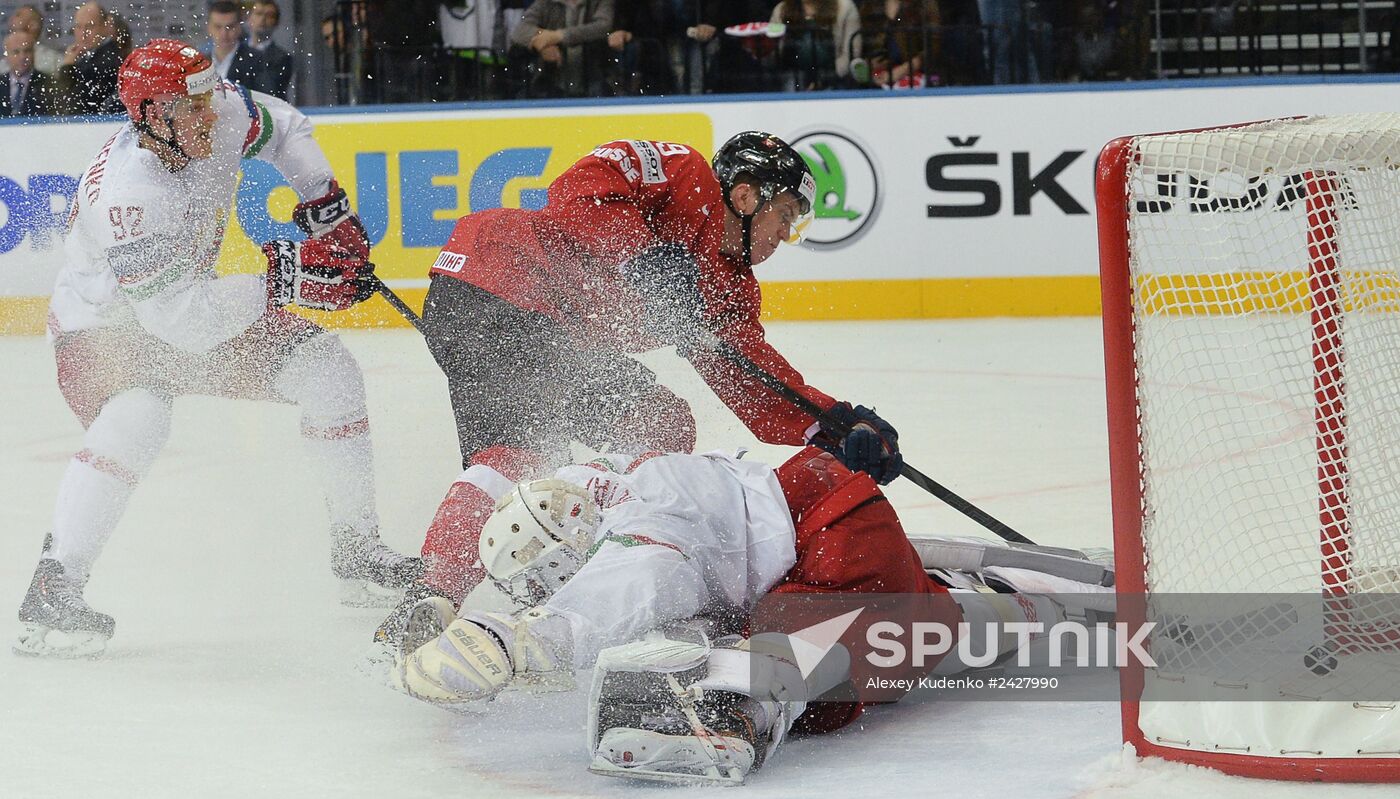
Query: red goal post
[{"left": 1097, "top": 115, "right": 1400, "bottom": 782}]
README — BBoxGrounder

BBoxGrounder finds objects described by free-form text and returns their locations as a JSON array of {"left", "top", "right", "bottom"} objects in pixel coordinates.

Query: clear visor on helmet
[
  {"left": 784, "top": 206, "right": 815, "bottom": 245},
  {"left": 781, "top": 170, "right": 817, "bottom": 245}
]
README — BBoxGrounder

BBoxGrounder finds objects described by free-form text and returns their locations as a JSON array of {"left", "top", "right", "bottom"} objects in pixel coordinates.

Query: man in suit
[
  {"left": 2, "top": 5, "right": 62, "bottom": 77},
  {"left": 2, "top": 30, "right": 51, "bottom": 116},
  {"left": 248, "top": 0, "right": 294, "bottom": 99},
  {"left": 54, "top": 1, "right": 119, "bottom": 115},
  {"left": 205, "top": 0, "right": 265, "bottom": 92}
]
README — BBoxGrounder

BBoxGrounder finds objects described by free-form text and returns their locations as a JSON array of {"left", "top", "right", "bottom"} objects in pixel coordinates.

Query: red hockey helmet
[{"left": 117, "top": 39, "right": 217, "bottom": 123}]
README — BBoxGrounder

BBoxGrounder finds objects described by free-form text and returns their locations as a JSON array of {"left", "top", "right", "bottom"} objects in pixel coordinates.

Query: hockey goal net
[{"left": 1097, "top": 114, "right": 1400, "bottom": 781}]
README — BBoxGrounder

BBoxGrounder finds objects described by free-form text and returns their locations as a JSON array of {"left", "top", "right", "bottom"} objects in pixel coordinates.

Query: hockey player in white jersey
[
  {"left": 15, "top": 39, "right": 420, "bottom": 658},
  {"left": 392, "top": 447, "right": 1113, "bottom": 785}
]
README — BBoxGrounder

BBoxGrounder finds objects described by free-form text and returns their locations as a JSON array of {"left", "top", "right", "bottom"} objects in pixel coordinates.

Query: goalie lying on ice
[{"left": 393, "top": 447, "right": 1113, "bottom": 785}]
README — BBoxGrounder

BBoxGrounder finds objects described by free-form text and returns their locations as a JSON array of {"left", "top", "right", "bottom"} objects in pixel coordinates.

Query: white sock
[
  {"left": 273, "top": 333, "right": 379, "bottom": 534},
  {"left": 49, "top": 388, "right": 171, "bottom": 579},
  {"left": 299, "top": 417, "right": 378, "bottom": 533}
]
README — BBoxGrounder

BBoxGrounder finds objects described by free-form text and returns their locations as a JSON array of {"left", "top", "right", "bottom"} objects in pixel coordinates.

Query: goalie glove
[
  {"left": 811, "top": 402, "right": 903, "bottom": 485},
  {"left": 401, "top": 607, "right": 574, "bottom": 706},
  {"left": 619, "top": 243, "right": 709, "bottom": 355},
  {"left": 264, "top": 239, "right": 376, "bottom": 311},
  {"left": 293, "top": 180, "right": 371, "bottom": 259}
]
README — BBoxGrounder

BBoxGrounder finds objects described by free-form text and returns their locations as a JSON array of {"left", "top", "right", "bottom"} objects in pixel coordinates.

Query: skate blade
[
  {"left": 588, "top": 757, "right": 745, "bottom": 787},
  {"left": 400, "top": 597, "right": 455, "bottom": 658},
  {"left": 13, "top": 623, "right": 109, "bottom": 658},
  {"left": 338, "top": 579, "right": 404, "bottom": 609}
]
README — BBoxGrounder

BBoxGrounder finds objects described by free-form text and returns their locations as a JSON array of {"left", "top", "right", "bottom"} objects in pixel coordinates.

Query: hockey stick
[
  {"left": 703, "top": 336, "right": 1038, "bottom": 547},
  {"left": 371, "top": 277, "right": 428, "bottom": 335}
]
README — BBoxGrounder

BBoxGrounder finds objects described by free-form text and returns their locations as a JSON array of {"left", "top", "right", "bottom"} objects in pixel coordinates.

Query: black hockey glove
[
  {"left": 812, "top": 402, "right": 904, "bottom": 485},
  {"left": 620, "top": 243, "right": 708, "bottom": 356}
]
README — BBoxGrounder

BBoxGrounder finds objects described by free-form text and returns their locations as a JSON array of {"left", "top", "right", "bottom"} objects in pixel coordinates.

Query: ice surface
[{"left": 1, "top": 319, "right": 1388, "bottom": 797}]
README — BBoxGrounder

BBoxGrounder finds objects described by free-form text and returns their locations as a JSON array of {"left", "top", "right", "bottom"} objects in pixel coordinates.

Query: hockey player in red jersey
[
  {"left": 15, "top": 40, "right": 420, "bottom": 657},
  {"left": 376, "top": 133, "right": 905, "bottom": 645}
]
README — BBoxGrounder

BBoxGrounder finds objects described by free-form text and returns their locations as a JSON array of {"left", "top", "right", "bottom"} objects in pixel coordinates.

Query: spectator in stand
[
  {"left": 671, "top": 0, "right": 716, "bottom": 95},
  {"left": 249, "top": 0, "right": 295, "bottom": 99},
  {"left": 54, "top": 2, "right": 119, "bottom": 116},
  {"left": 608, "top": 0, "right": 675, "bottom": 95},
  {"left": 770, "top": 0, "right": 861, "bottom": 89},
  {"left": 1, "top": 30, "right": 52, "bottom": 116},
  {"left": 2, "top": 5, "right": 61, "bottom": 77},
  {"left": 1381, "top": 8, "right": 1400, "bottom": 71},
  {"left": 1070, "top": 2, "right": 1114, "bottom": 80},
  {"left": 93, "top": 12, "right": 132, "bottom": 114},
  {"left": 976, "top": 0, "right": 1026, "bottom": 83},
  {"left": 205, "top": 1, "right": 266, "bottom": 93},
  {"left": 110, "top": 11, "right": 131, "bottom": 58},
  {"left": 936, "top": 0, "right": 983, "bottom": 84},
  {"left": 362, "top": 0, "right": 441, "bottom": 103},
  {"left": 857, "top": 0, "right": 940, "bottom": 87},
  {"left": 322, "top": 9, "right": 371, "bottom": 105},
  {"left": 703, "top": 0, "right": 777, "bottom": 93},
  {"left": 510, "top": 0, "right": 614, "bottom": 97}
]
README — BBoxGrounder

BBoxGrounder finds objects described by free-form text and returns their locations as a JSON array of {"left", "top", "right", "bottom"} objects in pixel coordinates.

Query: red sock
[{"left": 420, "top": 446, "right": 545, "bottom": 601}]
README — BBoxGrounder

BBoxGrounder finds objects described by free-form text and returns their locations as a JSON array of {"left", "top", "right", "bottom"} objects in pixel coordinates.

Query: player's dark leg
[
  {"left": 410, "top": 277, "right": 578, "bottom": 601},
  {"left": 560, "top": 350, "right": 697, "bottom": 456}
]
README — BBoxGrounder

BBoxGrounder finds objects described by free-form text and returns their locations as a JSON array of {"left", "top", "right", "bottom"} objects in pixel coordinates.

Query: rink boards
[{"left": 3, "top": 77, "right": 1400, "bottom": 333}]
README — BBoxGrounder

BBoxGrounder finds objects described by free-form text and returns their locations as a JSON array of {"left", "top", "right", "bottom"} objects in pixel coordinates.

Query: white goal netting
[
  {"left": 1126, "top": 115, "right": 1400, "bottom": 599},
  {"left": 1107, "top": 114, "right": 1400, "bottom": 769}
]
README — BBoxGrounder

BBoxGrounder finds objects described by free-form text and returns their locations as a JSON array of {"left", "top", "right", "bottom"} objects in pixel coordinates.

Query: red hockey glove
[
  {"left": 811, "top": 402, "right": 904, "bottom": 485},
  {"left": 264, "top": 239, "right": 376, "bottom": 311},
  {"left": 293, "top": 180, "right": 370, "bottom": 259}
]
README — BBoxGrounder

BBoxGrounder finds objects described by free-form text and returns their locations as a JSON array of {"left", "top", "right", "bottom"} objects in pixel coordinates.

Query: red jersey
[
  {"left": 771, "top": 449, "right": 959, "bottom": 734},
  {"left": 430, "top": 140, "right": 836, "bottom": 445}
]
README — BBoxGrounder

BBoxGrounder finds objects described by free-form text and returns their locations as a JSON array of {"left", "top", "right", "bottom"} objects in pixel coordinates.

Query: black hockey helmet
[
  {"left": 714, "top": 131, "right": 816, "bottom": 216},
  {"left": 712, "top": 131, "right": 816, "bottom": 264}
]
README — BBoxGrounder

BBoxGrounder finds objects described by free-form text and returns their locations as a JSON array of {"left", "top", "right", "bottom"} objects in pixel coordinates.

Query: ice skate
[
  {"left": 590, "top": 680, "right": 771, "bottom": 786},
  {"left": 331, "top": 526, "right": 423, "bottom": 608},
  {"left": 380, "top": 595, "right": 460, "bottom": 693},
  {"left": 399, "top": 595, "right": 458, "bottom": 658},
  {"left": 14, "top": 558, "right": 114, "bottom": 658},
  {"left": 372, "top": 581, "right": 454, "bottom": 650}
]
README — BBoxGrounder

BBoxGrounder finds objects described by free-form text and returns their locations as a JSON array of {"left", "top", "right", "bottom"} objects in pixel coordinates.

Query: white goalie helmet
[{"left": 479, "top": 479, "right": 601, "bottom": 606}]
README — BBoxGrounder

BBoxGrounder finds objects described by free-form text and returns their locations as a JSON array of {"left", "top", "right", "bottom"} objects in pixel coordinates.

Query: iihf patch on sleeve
[
  {"left": 432, "top": 251, "right": 467, "bottom": 273},
  {"left": 626, "top": 140, "right": 667, "bottom": 185}
]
